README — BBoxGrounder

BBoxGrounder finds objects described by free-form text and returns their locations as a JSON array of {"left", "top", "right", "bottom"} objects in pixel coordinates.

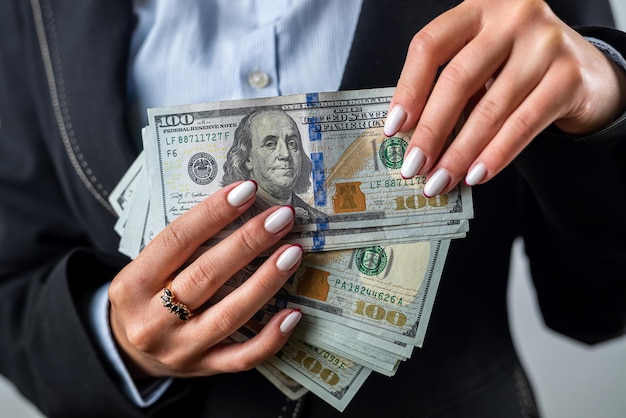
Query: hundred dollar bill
[
  {"left": 109, "top": 150, "right": 144, "bottom": 218},
  {"left": 275, "top": 240, "right": 449, "bottom": 347},
  {"left": 227, "top": 331, "right": 309, "bottom": 400},
  {"left": 298, "top": 315, "right": 415, "bottom": 359},
  {"left": 109, "top": 151, "right": 144, "bottom": 237},
  {"left": 292, "top": 323, "right": 401, "bottom": 376},
  {"left": 144, "top": 88, "right": 473, "bottom": 251},
  {"left": 255, "top": 362, "right": 309, "bottom": 401},
  {"left": 116, "top": 161, "right": 466, "bottom": 255},
  {"left": 267, "top": 339, "right": 371, "bottom": 412},
  {"left": 281, "top": 220, "right": 463, "bottom": 251},
  {"left": 204, "top": 218, "right": 466, "bottom": 253},
  {"left": 118, "top": 175, "right": 152, "bottom": 259},
  {"left": 110, "top": 87, "right": 474, "bottom": 411},
  {"left": 236, "top": 324, "right": 371, "bottom": 412}
]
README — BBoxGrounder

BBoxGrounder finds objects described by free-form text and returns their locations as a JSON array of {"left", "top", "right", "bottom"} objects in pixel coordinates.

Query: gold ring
[{"left": 161, "top": 281, "right": 193, "bottom": 321}]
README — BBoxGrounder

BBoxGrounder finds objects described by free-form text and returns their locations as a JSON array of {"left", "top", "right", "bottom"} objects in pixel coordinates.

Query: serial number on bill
[{"left": 164, "top": 132, "right": 231, "bottom": 144}]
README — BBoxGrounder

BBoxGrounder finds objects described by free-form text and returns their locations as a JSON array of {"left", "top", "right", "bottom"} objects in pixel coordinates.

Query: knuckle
[
  {"left": 234, "top": 224, "right": 265, "bottom": 253},
  {"left": 485, "top": 141, "right": 510, "bottom": 168},
  {"left": 258, "top": 337, "right": 282, "bottom": 360},
  {"left": 442, "top": 147, "right": 473, "bottom": 172},
  {"left": 560, "top": 61, "right": 583, "bottom": 87},
  {"left": 195, "top": 198, "right": 224, "bottom": 225},
  {"left": 185, "top": 259, "right": 219, "bottom": 292},
  {"left": 253, "top": 270, "right": 282, "bottom": 295},
  {"left": 507, "top": 111, "right": 536, "bottom": 140},
  {"left": 233, "top": 340, "right": 281, "bottom": 373},
  {"left": 395, "top": 78, "right": 421, "bottom": 104},
  {"left": 159, "top": 351, "right": 189, "bottom": 372},
  {"left": 439, "top": 61, "right": 472, "bottom": 93},
  {"left": 107, "top": 278, "right": 124, "bottom": 302},
  {"left": 232, "top": 354, "right": 257, "bottom": 372},
  {"left": 409, "top": 29, "right": 437, "bottom": 58},
  {"left": 126, "top": 325, "right": 156, "bottom": 353},
  {"left": 512, "top": 0, "right": 554, "bottom": 26},
  {"left": 473, "top": 97, "right": 503, "bottom": 127},
  {"left": 414, "top": 122, "right": 441, "bottom": 144},
  {"left": 210, "top": 305, "right": 240, "bottom": 337},
  {"left": 159, "top": 221, "right": 192, "bottom": 252},
  {"left": 538, "top": 28, "right": 565, "bottom": 54},
  {"left": 108, "top": 267, "right": 143, "bottom": 303}
]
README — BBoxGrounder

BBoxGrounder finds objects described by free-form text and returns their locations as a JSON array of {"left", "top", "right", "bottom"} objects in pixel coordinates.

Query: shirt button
[{"left": 248, "top": 71, "right": 270, "bottom": 89}]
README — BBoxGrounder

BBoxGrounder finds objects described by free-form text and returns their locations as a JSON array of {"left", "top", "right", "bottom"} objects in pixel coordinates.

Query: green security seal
[
  {"left": 379, "top": 136, "right": 407, "bottom": 169},
  {"left": 354, "top": 246, "right": 388, "bottom": 276}
]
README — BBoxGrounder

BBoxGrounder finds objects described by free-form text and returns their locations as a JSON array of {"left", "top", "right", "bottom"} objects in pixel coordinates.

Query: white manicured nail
[
  {"left": 264, "top": 206, "right": 295, "bottom": 233},
  {"left": 384, "top": 105, "right": 407, "bottom": 137},
  {"left": 465, "top": 163, "right": 487, "bottom": 186},
  {"left": 227, "top": 181, "right": 257, "bottom": 207},
  {"left": 401, "top": 148, "right": 426, "bottom": 179},
  {"left": 280, "top": 309, "right": 302, "bottom": 334},
  {"left": 424, "top": 169, "right": 451, "bottom": 197},
  {"left": 276, "top": 245, "right": 302, "bottom": 272}
]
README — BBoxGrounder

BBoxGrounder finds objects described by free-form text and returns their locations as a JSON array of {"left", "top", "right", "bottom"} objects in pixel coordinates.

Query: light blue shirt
[
  {"left": 127, "top": 0, "right": 363, "bottom": 132},
  {"left": 93, "top": 0, "right": 363, "bottom": 408}
]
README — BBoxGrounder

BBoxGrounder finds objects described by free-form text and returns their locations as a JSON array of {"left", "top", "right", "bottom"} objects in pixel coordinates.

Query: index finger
[
  {"left": 129, "top": 180, "right": 258, "bottom": 286},
  {"left": 384, "top": 2, "right": 481, "bottom": 136}
]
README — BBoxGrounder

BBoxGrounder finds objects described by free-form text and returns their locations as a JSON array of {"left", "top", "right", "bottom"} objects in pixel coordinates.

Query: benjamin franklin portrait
[{"left": 222, "top": 108, "right": 326, "bottom": 224}]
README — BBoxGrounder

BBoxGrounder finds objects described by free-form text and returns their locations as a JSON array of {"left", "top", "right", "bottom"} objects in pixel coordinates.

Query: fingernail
[
  {"left": 401, "top": 147, "right": 426, "bottom": 179},
  {"left": 424, "top": 168, "right": 451, "bottom": 197},
  {"left": 280, "top": 309, "right": 302, "bottom": 334},
  {"left": 227, "top": 180, "right": 258, "bottom": 207},
  {"left": 264, "top": 206, "right": 295, "bottom": 233},
  {"left": 384, "top": 105, "right": 407, "bottom": 137},
  {"left": 465, "top": 163, "right": 487, "bottom": 186},
  {"left": 276, "top": 245, "right": 303, "bottom": 272}
]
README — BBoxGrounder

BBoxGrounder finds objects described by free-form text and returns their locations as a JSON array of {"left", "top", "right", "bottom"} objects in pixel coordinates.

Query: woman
[{"left": 0, "top": 0, "right": 625, "bottom": 416}]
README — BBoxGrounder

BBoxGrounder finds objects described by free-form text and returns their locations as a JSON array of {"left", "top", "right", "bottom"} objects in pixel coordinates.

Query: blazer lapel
[
  {"left": 340, "top": 0, "right": 460, "bottom": 90},
  {"left": 32, "top": 0, "right": 138, "bottom": 214}
]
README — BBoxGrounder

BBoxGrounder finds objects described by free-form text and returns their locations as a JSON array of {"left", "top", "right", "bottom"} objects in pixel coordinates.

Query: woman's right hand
[
  {"left": 386, "top": 0, "right": 626, "bottom": 195},
  {"left": 107, "top": 180, "right": 303, "bottom": 378}
]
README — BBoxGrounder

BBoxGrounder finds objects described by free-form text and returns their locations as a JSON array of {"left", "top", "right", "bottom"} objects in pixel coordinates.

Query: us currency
[
  {"left": 109, "top": 150, "right": 144, "bottom": 218},
  {"left": 205, "top": 217, "right": 467, "bottom": 253},
  {"left": 268, "top": 339, "right": 372, "bottom": 412},
  {"left": 111, "top": 87, "right": 473, "bottom": 411},
  {"left": 292, "top": 323, "right": 401, "bottom": 376},
  {"left": 115, "top": 161, "right": 466, "bottom": 256},
  {"left": 255, "top": 362, "right": 309, "bottom": 401},
  {"left": 117, "top": 168, "right": 151, "bottom": 258},
  {"left": 108, "top": 151, "right": 144, "bottom": 237},
  {"left": 143, "top": 87, "right": 473, "bottom": 251},
  {"left": 244, "top": 298, "right": 403, "bottom": 377},
  {"left": 196, "top": 239, "right": 447, "bottom": 355},
  {"left": 228, "top": 328, "right": 309, "bottom": 401},
  {"left": 296, "top": 314, "right": 414, "bottom": 359},
  {"left": 193, "top": 239, "right": 447, "bottom": 407},
  {"left": 235, "top": 325, "right": 371, "bottom": 411},
  {"left": 276, "top": 240, "right": 449, "bottom": 347}
]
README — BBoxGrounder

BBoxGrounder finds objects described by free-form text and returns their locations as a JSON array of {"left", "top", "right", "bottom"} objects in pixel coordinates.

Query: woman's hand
[
  {"left": 108, "top": 180, "right": 303, "bottom": 378},
  {"left": 385, "top": 0, "right": 626, "bottom": 196}
]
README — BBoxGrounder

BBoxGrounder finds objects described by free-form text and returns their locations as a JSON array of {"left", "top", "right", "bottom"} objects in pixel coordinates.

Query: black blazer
[{"left": 0, "top": 1, "right": 625, "bottom": 417}]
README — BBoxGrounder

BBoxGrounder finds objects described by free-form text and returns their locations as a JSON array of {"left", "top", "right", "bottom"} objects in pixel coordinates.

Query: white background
[{"left": 1, "top": 1, "right": 625, "bottom": 416}]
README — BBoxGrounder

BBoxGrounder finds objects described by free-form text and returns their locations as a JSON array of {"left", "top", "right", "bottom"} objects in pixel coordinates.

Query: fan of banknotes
[{"left": 110, "top": 87, "right": 473, "bottom": 411}]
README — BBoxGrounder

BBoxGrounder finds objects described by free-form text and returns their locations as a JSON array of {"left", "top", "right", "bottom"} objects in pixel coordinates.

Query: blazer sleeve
[
  {"left": 0, "top": 3, "right": 191, "bottom": 417},
  {"left": 515, "top": 26, "right": 626, "bottom": 345}
]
